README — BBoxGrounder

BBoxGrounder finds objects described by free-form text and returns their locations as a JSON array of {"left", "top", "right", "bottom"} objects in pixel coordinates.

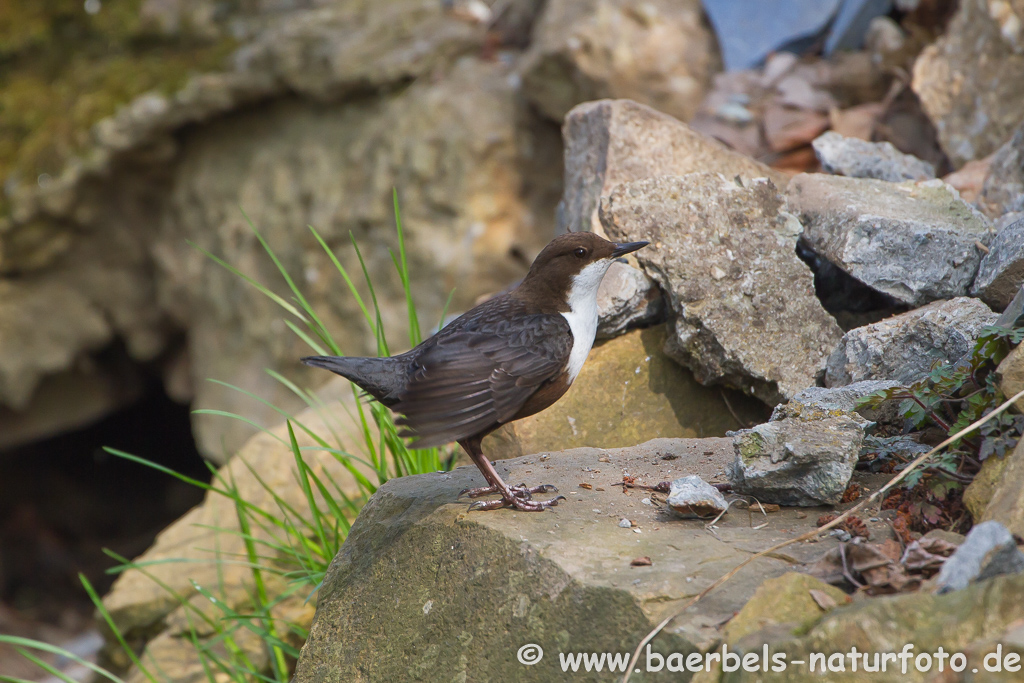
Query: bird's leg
[{"left": 457, "top": 438, "right": 564, "bottom": 512}]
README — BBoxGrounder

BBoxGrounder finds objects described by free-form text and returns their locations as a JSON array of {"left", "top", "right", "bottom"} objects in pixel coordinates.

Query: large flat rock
[
  {"left": 600, "top": 173, "right": 842, "bottom": 406},
  {"left": 295, "top": 439, "right": 842, "bottom": 682}
]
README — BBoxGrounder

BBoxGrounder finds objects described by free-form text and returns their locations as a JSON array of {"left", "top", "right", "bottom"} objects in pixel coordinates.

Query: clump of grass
[{"left": 1, "top": 191, "right": 454, "bottom": 682}]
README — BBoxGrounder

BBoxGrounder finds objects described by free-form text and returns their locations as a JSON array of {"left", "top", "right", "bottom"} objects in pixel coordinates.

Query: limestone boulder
[
  {"left": 483, "top": 326, "right": 767, "bottom": 459},
  {"left": 729, "top": 415, "right": 865, "bottom": 506},
  {"left": 294, "top": 438, "right": 844, "bottom": 682},
  {"left": 558, "top": 99, "right": 786, "bottom": 235},
  {"left": 972, "top": 216, "right": 1024, "bottom": 312},
  {"left": 520, "top": 0, "right": 720, "bottom": 124},
  {"left": 824, "top": 298, "right": 998, "bottom": 387},
  {"left": 788, "top": 173, "right": 993, "bottom": 306},
  {"left": 600, "top": 173, "right": 842, "bottom": 406},
  {"left": 912, "top": 0, "right": 1024, "bottom": 167},
  {"left": 979, "top": 124, "right": 1024, "bottom": 219},
  {"left": 968, "top": 437, "right": 1024, "bottom": 540}
]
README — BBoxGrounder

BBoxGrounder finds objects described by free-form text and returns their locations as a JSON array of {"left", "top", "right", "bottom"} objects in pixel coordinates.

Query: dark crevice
[
  {"left": 797, "top": 239, "right": 909, "bottom": 331},
  {"left": 0, "top": 372, "right": 207, "bottom": 622}
]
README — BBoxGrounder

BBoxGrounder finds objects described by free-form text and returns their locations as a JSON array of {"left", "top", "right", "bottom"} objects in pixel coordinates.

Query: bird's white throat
[{"left": 561, "top": 260, "right": 613, "bottom": 383}]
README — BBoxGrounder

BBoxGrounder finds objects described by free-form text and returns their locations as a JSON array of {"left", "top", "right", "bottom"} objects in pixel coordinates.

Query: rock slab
[
  {"left": 294, "top": 439, "right": 841, "bottom": 682},
  {"left": 936, "top": 521, "right": 1024, "bottom": 593},
  {"left": 788, "top": 173, "right": 992, "bottom": 306},
  {"left": 812, "top": 131, "right": 935, "bottom": 182},
  {"left": 825, "top": 297, "right": 998, "bottom": 387},
  {"left": 972, "top": 215, "right": 1024, "bottom": 312},
  {"left": 600, "top": 173, "right": 842, "bottom": 405},
  {"left": 979, "top": 123, "right": 1024, "bottom": 218}
]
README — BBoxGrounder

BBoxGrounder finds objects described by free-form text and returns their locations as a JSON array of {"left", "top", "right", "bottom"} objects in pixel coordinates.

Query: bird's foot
[
  {"left": 459, "top": 483, "right": 558, "bottom": 499},
  {"left": 467, "top": 490, "right": 566, "bottom": 512}
]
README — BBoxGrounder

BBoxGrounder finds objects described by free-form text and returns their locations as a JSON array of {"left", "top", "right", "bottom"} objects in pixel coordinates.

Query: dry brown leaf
[
  {"left": 809, "top": 588, "right": 838, "bottom": 610},
  {"left": 631, "top": 556, "right": 652, "bottom": 567}
]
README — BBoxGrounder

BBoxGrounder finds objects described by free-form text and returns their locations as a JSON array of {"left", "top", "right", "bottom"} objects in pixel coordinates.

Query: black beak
[{"left": 611, "top": 241, "right": 649, "bottom": 258}]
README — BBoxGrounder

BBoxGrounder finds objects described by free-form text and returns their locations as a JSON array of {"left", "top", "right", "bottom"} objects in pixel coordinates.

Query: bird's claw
[
  {"left": 467, "top": 493, "right": 565, "bottom": 512},
  {"left": 459, "top": 483, "right": 558, "bottom": 500}
]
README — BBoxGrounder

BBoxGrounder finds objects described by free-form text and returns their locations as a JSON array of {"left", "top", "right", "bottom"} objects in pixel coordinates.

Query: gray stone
[
  {"left": 972, "top": 216, "right": 1024, "bottom": 312},
  {"left": 729, "top": 415, "right": 866, "bottom": 506},
  {"left": 912, "top": 0, "right": 1024, "bottom": 167},
  {"left": 558, "top": 98, "right": 786, "bottom": 235},
  {"left": 936, "top": 521, "right": 1024, "bottom": 593},
  {"left": 595, "top": 261, "right": 665, "bottom": 339},
  {"left": 771, "top": 379, "right": 905, "bottom": 427},
  {"left": 788, "top": 173, "right": 993, "bottom": 306},
  {"left": 600, "top": 173, "right": 842, "bottom": 405},
  {"left": 998, "top": 285, "right": 1024, "bottom": 329},
  {"left": 979, "top": 125, "right": 1024, "bottom": 218},
  {"left": 701, "top": 0, "right": 842, "bottom": 71},
  {"left": 293, "top": 438, "right": 843, "bottom": 681},
  {"left": 666, "top": 475, "right": 728, "bottom": 519},
  {"left": 825, "top": 298, "right": 998, "bottom": 387},
  {"left": 812, "top": 131, "right": 935, "bottom": 182},
  {"left": 519, "top": 0, "right": 720, "bottom": 124}
]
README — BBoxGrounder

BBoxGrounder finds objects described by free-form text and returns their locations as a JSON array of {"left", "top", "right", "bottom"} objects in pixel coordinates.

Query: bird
[{"left": 302, "top": 232, "right": 648, "bottom": 512}]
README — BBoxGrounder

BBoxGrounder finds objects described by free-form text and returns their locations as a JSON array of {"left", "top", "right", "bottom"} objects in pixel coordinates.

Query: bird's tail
[{"left": 301, "top": 355, "right": 407, "bottom": 405}]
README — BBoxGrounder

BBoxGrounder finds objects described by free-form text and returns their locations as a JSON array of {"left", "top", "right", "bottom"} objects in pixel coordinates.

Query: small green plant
[
  {"left": 857, "top": 317, "right": 1024, "bottom": 536},
  {"left": 1, "top": 191, "right": 455, "bottom": 682}
]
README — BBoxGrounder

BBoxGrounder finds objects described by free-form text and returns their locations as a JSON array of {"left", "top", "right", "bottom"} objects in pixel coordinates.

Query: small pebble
[
  {"left": 618, "top": 518, "right": 632, "bottom": 528},
  {"left": 641, "top": 498, "right": 652, "bottom": 505}
]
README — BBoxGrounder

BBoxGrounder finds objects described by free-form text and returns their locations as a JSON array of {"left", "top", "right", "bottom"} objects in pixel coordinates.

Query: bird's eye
[{"left": 573, "top": 247, "right": 587, "bottom": 258}]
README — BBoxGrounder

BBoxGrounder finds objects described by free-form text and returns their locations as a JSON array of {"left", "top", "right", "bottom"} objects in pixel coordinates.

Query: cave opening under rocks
[{"left": 0, "top": 371, "right": 209, "bottom": 631}]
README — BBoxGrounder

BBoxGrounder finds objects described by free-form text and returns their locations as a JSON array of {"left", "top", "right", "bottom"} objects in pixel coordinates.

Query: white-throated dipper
[{"left": 302, "top": 232, "right": 648, "bottom": 511}]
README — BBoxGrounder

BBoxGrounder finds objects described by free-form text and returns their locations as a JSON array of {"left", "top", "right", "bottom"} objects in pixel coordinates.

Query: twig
[
  {"left": 839, "top": 542, "right": 865, "bottom": 589},
  {"left": 619, "top": 387, "right": 1024, "bottom": 683},
  {"left": 720, "top": 390, "right": 748, "bottom": 429}
]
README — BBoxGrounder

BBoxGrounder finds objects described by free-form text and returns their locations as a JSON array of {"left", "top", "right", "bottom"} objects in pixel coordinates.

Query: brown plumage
[{"left": 303, "top": 232, "right": 648, "bottom": 511}]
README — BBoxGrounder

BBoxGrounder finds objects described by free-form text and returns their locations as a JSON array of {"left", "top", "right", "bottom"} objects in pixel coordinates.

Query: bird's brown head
[{"left": 517, "top": 232, "right": 648, "bottom": 311}]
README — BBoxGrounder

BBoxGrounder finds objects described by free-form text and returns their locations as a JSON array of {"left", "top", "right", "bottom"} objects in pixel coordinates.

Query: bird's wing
[{"left": 392, "top": 312, "right": 572, "bottom": 448}]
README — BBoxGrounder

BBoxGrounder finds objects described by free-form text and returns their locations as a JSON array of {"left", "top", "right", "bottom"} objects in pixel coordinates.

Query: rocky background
[{"left": 4, "top": 0, "right": 1024, "bottom": 681}]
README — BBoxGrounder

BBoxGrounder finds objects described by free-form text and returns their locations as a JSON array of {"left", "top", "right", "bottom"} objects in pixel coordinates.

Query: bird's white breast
[{"left": 561, "top": 260, "right": 613, "bottom": 383}]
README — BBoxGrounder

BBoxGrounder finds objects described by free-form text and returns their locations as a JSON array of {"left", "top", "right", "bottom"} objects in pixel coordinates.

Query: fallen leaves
[{"left": 809, "top": 534, "right": 960, "bottom": 595}]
